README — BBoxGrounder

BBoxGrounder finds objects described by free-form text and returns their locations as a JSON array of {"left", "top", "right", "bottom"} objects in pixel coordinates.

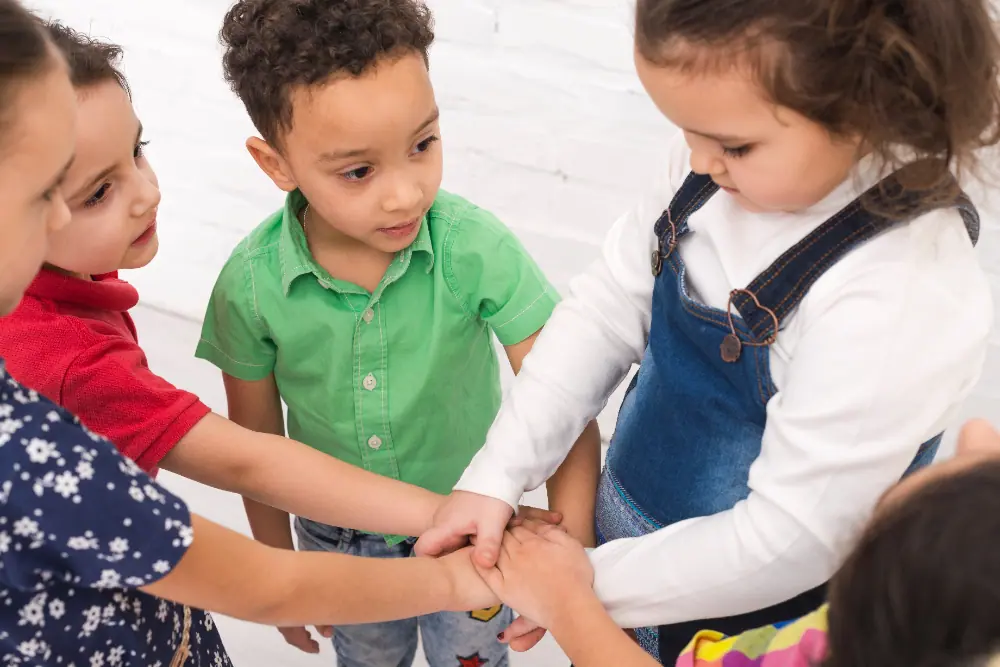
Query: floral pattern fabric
[{"left": 0, "top": 362, "right": 231, "bottom": 666}]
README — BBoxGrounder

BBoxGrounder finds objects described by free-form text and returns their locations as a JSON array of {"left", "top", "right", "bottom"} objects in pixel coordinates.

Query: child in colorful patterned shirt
[{"left": 478, "top": 418, "right": 1000, "bottom": 667}]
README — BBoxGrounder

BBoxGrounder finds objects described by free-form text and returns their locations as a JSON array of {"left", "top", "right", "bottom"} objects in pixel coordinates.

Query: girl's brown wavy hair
[{"left": 636, "top": 0, "right": 1000, "bottom": 214}]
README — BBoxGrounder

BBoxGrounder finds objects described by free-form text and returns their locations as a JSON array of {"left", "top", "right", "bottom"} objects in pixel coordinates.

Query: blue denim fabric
[{"left": 597, "top": 171, "right": 979, "bottom": 664}]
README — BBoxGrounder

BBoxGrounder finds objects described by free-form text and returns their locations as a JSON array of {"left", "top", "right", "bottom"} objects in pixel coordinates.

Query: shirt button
[
  {"left": 363, "top": 373, "right": 377, "bottom": 391},
  {"left": 362, "top": 308, "right": 374, "bottom": 324},
  {"left": 368, "top": 435, "right": 382, "bottom": 450}
]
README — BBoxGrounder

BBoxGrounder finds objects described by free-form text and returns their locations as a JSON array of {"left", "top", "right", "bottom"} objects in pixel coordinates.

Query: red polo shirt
[{"left": 0, "top": 269, "right": 210, "bottom": 473}]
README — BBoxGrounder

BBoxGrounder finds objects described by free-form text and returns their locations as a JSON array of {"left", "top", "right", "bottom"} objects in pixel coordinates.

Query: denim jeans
[{"left": 296, "top": 518, "right": 511, "bottom": 667}]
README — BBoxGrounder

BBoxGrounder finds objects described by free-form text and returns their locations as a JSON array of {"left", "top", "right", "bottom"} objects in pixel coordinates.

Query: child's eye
[
  {"left": 85, "top": 183, "right": 111, "bottom": 208},
  {"left": 413, "top": 135, "right": 439, "bottom": 155},
  {"left": 134, "top": 140, "right": 150, "bottom": 159},
  {"left": 722, "top": 144, "right": 751, "bottom": 159},
  {"left": 341, "top": 166, "right": 373, "bottom": 182}
]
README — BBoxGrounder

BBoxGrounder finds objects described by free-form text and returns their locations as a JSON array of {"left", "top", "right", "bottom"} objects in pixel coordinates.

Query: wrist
[
  {"left": 547, "top": 584, "right": 605, "bottom": 637},
  {"left": 418, "top": 490, "right": 446, "bottom": 535}
]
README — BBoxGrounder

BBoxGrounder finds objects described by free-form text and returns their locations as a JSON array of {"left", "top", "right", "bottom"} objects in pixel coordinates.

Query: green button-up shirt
[{"left": 196, "top": 189, "right": 558, "bottom": 516}]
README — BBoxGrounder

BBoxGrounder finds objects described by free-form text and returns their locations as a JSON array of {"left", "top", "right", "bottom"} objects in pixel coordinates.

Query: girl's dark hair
[
  {"left": 635, "top": 0, "right": 1000, "bottom": 213},
  {"left": 44, "top": 21, "right": 128, "bottom": 96},
  {"left": 825, "top": 460, "right": 1000, "bottom": 667},
  {"left": 0, "top": 0, "right": 54, "bottom": 139}
]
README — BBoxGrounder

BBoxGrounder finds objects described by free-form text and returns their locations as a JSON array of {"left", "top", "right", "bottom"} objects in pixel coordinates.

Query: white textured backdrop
[{"left": 19, "top": 0, "right": 1000, "bottom": 664}]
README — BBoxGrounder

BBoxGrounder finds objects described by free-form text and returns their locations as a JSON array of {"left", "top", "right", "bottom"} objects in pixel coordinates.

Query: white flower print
[
  {"left": 67, "top": 535, "right": 99, "bottom": 550},
  {"left": 178, "top": 525, "right": 194, "bottom": 547},
  {"left": 53, "top": 471, "right": 79, "bottom": 498},
  {"left": 205, "top": 614, "right": 214, "bottom": 631},
  {"left": 18, "top": 593, "right": 45, "bottom": 627},
  {"left": 108, "top": 646, "right": 125, "bottom": 665},
  {"left": 156, "top": 601, "right": 169, "bottom": 623},
  {"left": 45, "top": 410, "right": 60, "bottom": 422},
  {"left": 16, "top": 638, "right": 41, "bottom": 658},
  {"left": 25, "top": 438, "right": 57, "bottom": 464},
  {"left": 108, "top": 538, "right": 129, "bottom": 556},
  {"left": 124, "top": 576, "right": 145, "bottom": 586},
  {"left": 81, "top": 605, "right": 102, "bottom": 636},
  {"left": 93, "top": 570, "right": 121, "bottom": 590},
  {"left": 76, "top": 460, "right": 95, "bottom": 480},
  {"left": 152, "top": 560, "right": 171, "bottom": 575},
  {"left": 12, "top": 517, "right": 39, "bottom": 538},
  {"left": 0, "top": 403, "right": 12, "bottom": 418},
  {"left": 118, "top": 457, "right": 142, "bottom": 477},
  {"left": 0, "top": 531, "right": 11, "bottom": 554},
  {"left": 0, "top": 418, "right": 24, "bottom": 436},
  {"left": 128, "top": 486, "right": 145, "bottom": 502},
  {"left": 48, "top": 599, "right": 65, "bottom": 619},
  {"left": 90, "top": 650, "right": 105, "bottom": 667}
]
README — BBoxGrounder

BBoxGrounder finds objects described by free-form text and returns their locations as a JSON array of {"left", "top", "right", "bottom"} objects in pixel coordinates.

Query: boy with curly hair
[{"left": 197, "top": 1, "right": 602, "bottom": 665}]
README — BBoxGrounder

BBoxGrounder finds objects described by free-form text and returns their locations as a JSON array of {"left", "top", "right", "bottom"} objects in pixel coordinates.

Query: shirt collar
[
  {"left": 278, "top": 190, "right": 435, "bottom": 296},
  {"left": 26, "top": 269, "right": 139, "bottom": 312}
]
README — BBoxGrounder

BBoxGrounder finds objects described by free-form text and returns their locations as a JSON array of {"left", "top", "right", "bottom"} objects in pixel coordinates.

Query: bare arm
[
  {"left": 505, "top": 332, "right": 601, "bottom": 546},
  {"left": 142, "top": 514, "right": 496, "bottom": 627},
  {"left": 157, "top": 373, "right": 441, "bottom": 538}
]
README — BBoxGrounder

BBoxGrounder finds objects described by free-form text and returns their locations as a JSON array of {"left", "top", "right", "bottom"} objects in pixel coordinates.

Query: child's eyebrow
[
  {"left": 411, "top": 108, "right": 440, "bottom": 136},
  {"left": 317, "top": 108, "right": 441, "bottom": 164},
  {"left": 43, "top": 155, "right": 75, "bottom": 196},
  {"left": 687, "top": 128, "right": 751, "bottom": 144}
]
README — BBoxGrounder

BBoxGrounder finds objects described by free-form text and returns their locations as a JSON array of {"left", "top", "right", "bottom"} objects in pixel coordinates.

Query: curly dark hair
[
  {"left": 43, "top": 21, "right": 129, "bottom": 96},
  {"left": 220, "top": 0, "right": 435, "bottom": 147},
  {"left": 825, "top": 458, "right": 1000, "bottom": 667},
  {"left": 635, "top": 0, "right": 1000, "bottom": 215}
]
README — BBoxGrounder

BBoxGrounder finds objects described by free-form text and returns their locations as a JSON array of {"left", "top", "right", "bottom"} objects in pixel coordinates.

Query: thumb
[
  {"left": 473, "top": 563, "right": 505, "bottom": 597},
  {"left": 414, "top": 525, "right": 466, "bottom": 557},
  {"left": 472, "top": 520, "right": 504, "bottom": 568}
]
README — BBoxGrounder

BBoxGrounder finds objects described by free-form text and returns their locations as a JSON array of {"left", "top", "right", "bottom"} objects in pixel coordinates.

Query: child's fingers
[
  {"left": 472, "top": 520, "right": 505, "bottom": 569},
  {"left": 509, "top": 627, "right": 548, "bottom": 652},
  {"left": 414, "top": 526, "right": 469, "bottom": 558},
  {"left": 315, "top": 625, "right": 334, "bottom": 638},
  {"left": 515, "top": 505, "right": 562, "bottom": 525},
  {"left": 278, "top": 626, "right": 320, "bottom": 654}
]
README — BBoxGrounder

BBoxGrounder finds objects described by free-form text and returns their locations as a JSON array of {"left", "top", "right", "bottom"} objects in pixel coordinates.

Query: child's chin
[{"left": 121, "top": 236, "right": 159, "bottom": 270}]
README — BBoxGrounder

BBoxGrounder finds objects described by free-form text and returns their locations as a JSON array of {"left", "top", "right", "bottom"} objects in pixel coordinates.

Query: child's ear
[{"left": 246, "top": 137, "right": 297, "bottom": 192}]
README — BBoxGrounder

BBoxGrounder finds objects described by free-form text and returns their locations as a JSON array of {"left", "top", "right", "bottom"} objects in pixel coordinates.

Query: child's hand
[
  {"left": 277, "top": 624, "right": 333, "bottom": 654},
  {"left": 474, "top": 524, "right": 594, "bottom": 632},
  {"left": 415, "top": 491, "right": 515, "bottom": 566},
  {"left": 511, "top": 505, "right": 562, "bottom": 528},
  {"left": 440, "top": 547, "right": 501, "bottom": 612}
]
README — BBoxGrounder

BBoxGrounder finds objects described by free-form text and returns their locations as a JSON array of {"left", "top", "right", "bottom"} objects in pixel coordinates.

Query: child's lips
[
  {"left": 378, "top": 218, "right": 419, "bottom": 238},
  {"left": 132, "top": 220, "right": 157, "bottom": 246}
]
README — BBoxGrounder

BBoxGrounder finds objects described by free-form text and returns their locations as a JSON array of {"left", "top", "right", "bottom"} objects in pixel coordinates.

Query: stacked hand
[{"left": 416, "top": 493, "right": 595, "bottom": 651}]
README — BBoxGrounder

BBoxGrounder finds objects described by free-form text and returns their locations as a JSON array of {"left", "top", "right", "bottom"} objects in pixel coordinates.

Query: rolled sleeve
[
  {"left": 443, "top": 203, "right": 559, "bottom": 346},
  {"left": 196, "top": 248, "right": 277, "bottom": 381}
]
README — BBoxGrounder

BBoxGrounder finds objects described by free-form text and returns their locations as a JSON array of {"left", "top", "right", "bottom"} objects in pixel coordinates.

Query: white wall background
[{"left": 16, "top": 0, "right": 1000, "bottom": 664}]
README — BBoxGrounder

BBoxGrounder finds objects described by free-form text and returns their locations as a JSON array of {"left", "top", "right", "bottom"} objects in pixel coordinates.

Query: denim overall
[{"left": 595, "top": 170, "right": 980, "bottom": 663}]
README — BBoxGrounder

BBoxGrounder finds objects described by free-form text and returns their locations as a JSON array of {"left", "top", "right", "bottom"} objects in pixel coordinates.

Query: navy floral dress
[{"left": 0, "top": 362, "right": 232, "bottom": 666}]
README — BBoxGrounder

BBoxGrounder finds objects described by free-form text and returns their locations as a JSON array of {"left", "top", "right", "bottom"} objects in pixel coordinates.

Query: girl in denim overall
[{"left": 421, "top": 0, "right": 1000, "bottom": 663}]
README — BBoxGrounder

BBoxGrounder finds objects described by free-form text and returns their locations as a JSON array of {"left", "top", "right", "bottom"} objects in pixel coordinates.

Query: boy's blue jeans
[{"left": 295, "top": 518, "right": 511, "bottom": 667}]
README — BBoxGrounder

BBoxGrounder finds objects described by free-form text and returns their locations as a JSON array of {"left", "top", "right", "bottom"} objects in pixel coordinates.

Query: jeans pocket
[{"left": 295, "top": 519, "right": 353, "bottom": 554}]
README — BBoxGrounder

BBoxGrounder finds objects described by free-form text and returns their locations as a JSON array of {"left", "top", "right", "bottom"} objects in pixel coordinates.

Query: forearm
[
  {"left": 244, "top": 497, "right": 294, "bottom": 550},
  {"left": 549, "top": 590, "right": 659, "bottom": 667},
  {"left": 546, "top": 420, "right": 601, "bottom": 546},
  {"left": 458, "top": 257, "right": 650, "bottom": 507},
  {"left": 164, "top": 413, "right": 441, "bottom": 537},
  {"left": 146, "top": 514, "right": 459, "bottom": 627}
]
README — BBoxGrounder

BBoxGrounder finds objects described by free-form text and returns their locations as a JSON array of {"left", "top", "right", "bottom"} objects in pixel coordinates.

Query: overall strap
[
  {"left": 731, "top": 172, "right": 980, "bottom": 348},
  {"left": 651, "top": 173, "right": 719, "bottom": 276}
]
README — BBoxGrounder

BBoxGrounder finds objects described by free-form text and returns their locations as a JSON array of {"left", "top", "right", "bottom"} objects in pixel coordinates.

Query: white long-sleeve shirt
[{"left": 456, "top": 133, "right": 993, "bottom": 629}]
